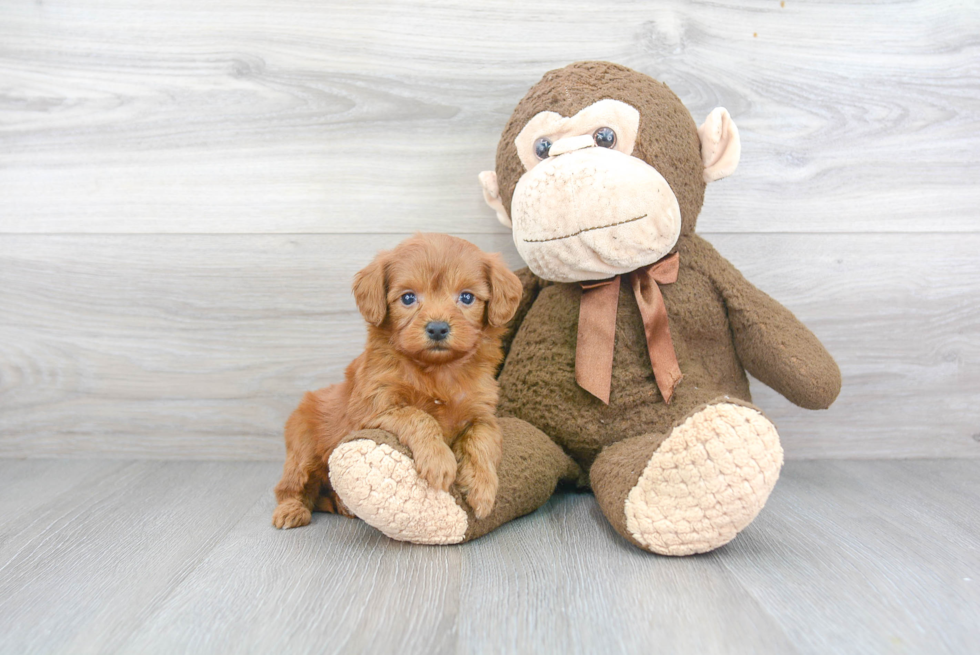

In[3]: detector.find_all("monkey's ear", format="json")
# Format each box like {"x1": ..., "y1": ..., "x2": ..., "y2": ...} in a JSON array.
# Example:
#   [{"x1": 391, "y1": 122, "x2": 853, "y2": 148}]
[
  {"x1": 698, "y1": 108, "x2": 741, "y2": 183},
  {"x1": 483, "y1": 252, "x2": 522, "y2": 327},
  {"x1": 479, "y1": 171, "x2": 512, "y2": 228},
  {"x1": 352, "y1": 253, "x2": 389, "y2": 326}
]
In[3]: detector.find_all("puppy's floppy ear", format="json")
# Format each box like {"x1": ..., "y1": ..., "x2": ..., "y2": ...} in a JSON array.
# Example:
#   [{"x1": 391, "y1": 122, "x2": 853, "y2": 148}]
[
  {"x1": 352, "y1": 252, "x2": 389, "y2": 326},
  {"x1": 483, "y1": 252, "x2": 522, "y2": 327}
]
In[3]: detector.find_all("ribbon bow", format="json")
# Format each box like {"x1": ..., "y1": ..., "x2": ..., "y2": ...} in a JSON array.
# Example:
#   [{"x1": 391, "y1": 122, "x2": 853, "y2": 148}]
[{"x1": 575, "y1": 252, "x2": 682, "y2": 405}]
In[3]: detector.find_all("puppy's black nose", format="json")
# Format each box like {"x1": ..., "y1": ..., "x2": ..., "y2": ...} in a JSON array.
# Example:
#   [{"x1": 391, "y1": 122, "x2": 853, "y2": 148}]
[{"x1": 425, "y1": 321, "x2": 451, "y2": 341}]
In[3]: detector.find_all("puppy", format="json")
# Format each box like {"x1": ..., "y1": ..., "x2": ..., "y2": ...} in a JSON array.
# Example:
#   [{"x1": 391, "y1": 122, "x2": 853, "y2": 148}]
[{"x1": 272, "y1": 233, "x2": 523, "y2": 529}]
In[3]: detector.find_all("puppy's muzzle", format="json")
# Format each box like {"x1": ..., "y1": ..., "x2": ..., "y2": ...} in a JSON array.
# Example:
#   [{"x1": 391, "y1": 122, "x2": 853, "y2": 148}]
[{"x1": 425, "y1": 321, "x2": 451, "y2": 342}]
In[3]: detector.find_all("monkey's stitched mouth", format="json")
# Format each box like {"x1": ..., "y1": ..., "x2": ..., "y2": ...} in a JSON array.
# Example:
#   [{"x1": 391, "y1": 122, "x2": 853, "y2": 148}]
[{"x1": 522, "y1": 214, "x2": 647, "y2": 243}]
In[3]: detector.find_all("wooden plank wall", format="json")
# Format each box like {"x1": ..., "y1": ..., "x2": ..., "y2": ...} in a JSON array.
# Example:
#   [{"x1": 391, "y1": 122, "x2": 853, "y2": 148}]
[{"x1": 1, "y1": 0, "x2": 978, "y2": 460}]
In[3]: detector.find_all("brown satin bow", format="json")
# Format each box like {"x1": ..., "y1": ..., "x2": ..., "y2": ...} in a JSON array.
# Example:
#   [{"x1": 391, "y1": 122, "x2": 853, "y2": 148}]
[{"x1": 575, "y1": 252, "x2": 682, "y2": 405}]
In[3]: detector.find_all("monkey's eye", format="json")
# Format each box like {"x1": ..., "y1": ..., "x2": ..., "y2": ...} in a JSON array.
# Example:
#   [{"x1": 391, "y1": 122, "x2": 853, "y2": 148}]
[
  {"x1": 459, "y1": 291, "x2": 475, "y2": 306},
  {"x1": 400, "y1": 292, "x2": 417, "y2": 306},
  {"x1": 533, "y1": 137, "x2": 552, "y2": 160},
  {"x1": 593, "y1": 127, "x2": 616, "y2": 149}
]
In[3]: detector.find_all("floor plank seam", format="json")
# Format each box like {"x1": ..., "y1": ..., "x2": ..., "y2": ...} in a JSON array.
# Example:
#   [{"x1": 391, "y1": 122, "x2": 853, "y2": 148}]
[
  {"x1": 0, "y1": 459, "x2": 137, "y2": 577},
  {"x1": 111, "y1": 479, "x2": 278, "y2": 651}
]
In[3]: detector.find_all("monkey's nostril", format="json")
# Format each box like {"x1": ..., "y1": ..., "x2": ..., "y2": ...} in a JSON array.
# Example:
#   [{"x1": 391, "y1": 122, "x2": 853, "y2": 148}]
[{"x1": 425, "y1": 321, "x2": 451, "y2": 342}]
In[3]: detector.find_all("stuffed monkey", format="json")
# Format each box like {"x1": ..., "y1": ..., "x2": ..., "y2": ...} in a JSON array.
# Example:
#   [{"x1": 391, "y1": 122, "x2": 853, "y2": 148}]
[{"x1": 328, "y1": 62, "x2": 841, "y2": 555}]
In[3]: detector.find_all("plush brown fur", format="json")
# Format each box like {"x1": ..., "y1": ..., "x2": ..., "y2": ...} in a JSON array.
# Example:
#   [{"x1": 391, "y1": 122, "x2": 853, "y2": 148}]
[
  {"x1": 272, "y1": 234, "x2": 522, "y2": 529},
  {"x1": 496, "y1": 235, "x2": 841, "y2": 472}
]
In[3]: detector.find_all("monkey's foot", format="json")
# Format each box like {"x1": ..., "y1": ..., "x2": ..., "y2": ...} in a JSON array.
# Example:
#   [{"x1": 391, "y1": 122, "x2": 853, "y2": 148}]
[
  {"x1": 593, "y1": 402, "x2": 782, "y2": 556},
  {"x1": 329, "y1": 435, "x2": 468, "y2": 545}
]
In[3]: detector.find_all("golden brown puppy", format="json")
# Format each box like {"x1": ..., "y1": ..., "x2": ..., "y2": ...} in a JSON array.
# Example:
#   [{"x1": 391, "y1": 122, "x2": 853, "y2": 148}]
[{"x1": 272, "y1": 233, "x2": 523, "y2": 529}]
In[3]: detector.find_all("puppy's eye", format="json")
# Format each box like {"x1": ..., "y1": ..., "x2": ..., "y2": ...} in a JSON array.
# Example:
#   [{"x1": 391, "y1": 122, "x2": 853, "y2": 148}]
[
  {"x1": 593, "y1": 127, "x2": 616, "y2": 148},
  {"x1": 459, "y1": 292, "x2": 475, "y2": 306},
  {"x1": 400, "y1": 292, "x2": 417, "y2": 306},
  {"x1": 533, "y1": 137, "x2": 552, "y2": 160}
]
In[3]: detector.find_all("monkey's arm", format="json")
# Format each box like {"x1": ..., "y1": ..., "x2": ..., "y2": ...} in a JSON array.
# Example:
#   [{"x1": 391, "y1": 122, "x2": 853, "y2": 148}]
[
  {"x1": 689, "y1": 236, "x2": 842, "y2": 410},
  {"x1": 499, "y1": 267, "x2": 543, "y2": 361}
]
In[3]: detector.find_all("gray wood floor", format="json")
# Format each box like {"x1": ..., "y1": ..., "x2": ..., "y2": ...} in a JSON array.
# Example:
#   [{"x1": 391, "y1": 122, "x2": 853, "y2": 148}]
[{"x1": 0, "y1": 458, "x2": 976, "y2": 655}]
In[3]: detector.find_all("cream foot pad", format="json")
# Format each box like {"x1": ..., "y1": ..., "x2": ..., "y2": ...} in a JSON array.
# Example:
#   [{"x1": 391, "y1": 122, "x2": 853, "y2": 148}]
[
  {"x1": 624, "y1": 403, "x2": 783, "y2": 556},
  {"x1": 329, "y1": 439, "x2": 468, "y2": 545}
]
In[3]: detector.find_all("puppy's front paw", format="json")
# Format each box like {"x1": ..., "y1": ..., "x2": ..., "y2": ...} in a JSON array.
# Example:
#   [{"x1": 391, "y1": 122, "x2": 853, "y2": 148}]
[
  {"x1": 414, "y1": 444, "x2": 457, "y2": 492},
  {"x1": 458, "y1": 459, "x2": 498, "y2": 520},
  {"x1": 272, "y1": 499, "x2": 312, "y2": 529},
  {"x1": 466, "y1": 480, "x2": 497, "y2": 520}
]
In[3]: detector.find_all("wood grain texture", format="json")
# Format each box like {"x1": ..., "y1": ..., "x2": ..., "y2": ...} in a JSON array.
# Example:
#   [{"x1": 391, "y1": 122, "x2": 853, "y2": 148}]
[
  {"x1": 0, "y1": 460, "x2": 278, "y2": 654},
  {"x1": 1, "y1": 0, "x2": 977, "y2": 234},
  {"x1": 1, "y1": 0, "x2": 978, "y2": 461},
  {"x1": 0, "y1": 459, "x2": 977, "y2": 654},
  {"x1": 121, "y1": 491, "x2": 464, "y2": 655},
  {"x1": 721, "y1": 459, "x2": 980, "y2": 654},
  {"x1": 126, "y1": 493, "x2": 799, "y2": 655},
  {"x1": 454, "y1": 491, "x2": 798, "y2": 655},
  {"x1": 0, "y1": 459, "x2": 127, "y2": 531},
  {"x1": 2, "y1": 232, "x2": 978, "y2": 460}
]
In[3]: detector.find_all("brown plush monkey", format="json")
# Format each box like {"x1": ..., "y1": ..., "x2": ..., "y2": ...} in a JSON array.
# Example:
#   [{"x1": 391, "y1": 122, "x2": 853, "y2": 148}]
[{"x1": 328, "y1": 62, "x2": 841, "y2": 555}]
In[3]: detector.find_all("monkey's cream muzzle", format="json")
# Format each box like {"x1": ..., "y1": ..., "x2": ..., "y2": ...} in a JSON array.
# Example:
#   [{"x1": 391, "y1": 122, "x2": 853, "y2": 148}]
[{"x1": 511, "y1": 145, "x2": 681, "y2": 283}]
